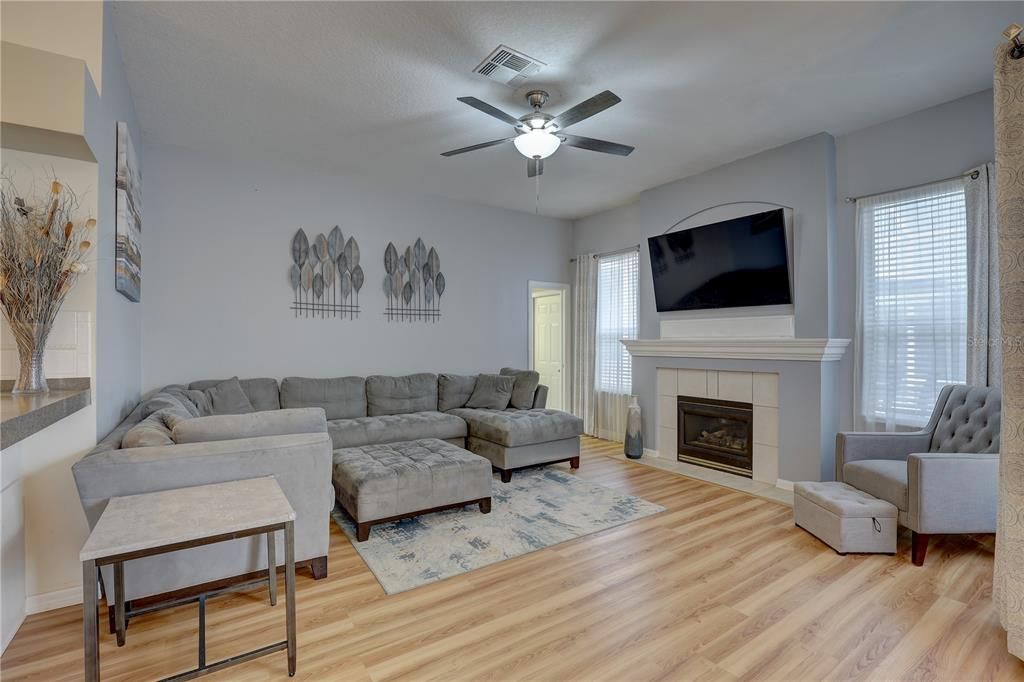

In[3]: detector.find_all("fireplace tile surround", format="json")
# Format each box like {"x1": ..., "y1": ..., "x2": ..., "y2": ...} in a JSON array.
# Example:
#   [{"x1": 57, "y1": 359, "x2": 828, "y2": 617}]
[
  {"x1": 657, "y1": 368, "x2": 780, "y2": 483},
  {"x1": 624, "y1": 337, "x2": 848, "y2": 485}
]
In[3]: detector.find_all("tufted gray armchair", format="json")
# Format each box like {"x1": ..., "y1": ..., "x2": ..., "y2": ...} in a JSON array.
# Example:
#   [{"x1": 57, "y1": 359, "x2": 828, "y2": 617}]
[{"x1": 836, "y1": 384, "x2": 1000, "y2": 565}]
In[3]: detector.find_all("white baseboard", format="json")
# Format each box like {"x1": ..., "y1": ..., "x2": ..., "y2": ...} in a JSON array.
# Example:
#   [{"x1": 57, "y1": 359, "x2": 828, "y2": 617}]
[
  {"x1": 643, "y1": 448, "x2": 659, "y2": 458},
  {"x1": 25, "y1": 586, "x2": 81, "y2": 615},
  {"x1": 775, "y1": 478, "x2": 794, "y2": 491},
  {"x1": 1, "y1": 609, "x2": 24, "y2": 655}
]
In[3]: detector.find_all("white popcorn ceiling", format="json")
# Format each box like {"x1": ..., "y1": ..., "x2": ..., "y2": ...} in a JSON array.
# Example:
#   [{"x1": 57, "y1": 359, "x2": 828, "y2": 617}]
[{"x1": 111, "y1": 1, "x2": 1017, "y2": 220}]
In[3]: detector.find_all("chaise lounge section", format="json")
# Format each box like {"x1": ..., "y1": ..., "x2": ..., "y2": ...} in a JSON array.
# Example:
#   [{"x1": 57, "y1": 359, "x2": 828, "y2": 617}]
[{"x1": 448, "y1": 408, "x2": 581, "y2": 482}]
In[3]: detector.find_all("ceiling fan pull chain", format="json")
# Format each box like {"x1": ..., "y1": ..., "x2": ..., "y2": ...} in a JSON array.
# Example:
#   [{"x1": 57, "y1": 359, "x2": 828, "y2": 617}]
[{"x1": 535, "y1": 173, "x2": 541, "y2": 214}]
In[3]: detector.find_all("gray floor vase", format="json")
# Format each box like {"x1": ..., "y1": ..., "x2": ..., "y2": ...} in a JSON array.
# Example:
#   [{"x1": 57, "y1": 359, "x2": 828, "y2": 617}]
[{"x1": 332, "y1": 467, "x2": 665, "y2": 594}]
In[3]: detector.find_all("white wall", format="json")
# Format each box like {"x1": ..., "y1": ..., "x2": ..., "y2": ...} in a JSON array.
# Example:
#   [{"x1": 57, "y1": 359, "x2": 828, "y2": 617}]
[
  {"x1": 141, "y1": 144, "x2": 572, "y2": 390},
  {"x1": 0, "y1": 1, "x2": 103, "y2": 92}
]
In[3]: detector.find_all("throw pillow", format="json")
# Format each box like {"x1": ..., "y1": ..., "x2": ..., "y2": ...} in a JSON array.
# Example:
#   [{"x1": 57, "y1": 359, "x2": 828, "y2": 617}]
[
  {"x1": 172, "y1": 408, "x2": 327, "y2": 444},
  {"x1": 438, "y1": 374, "x2": 477, "y2": 411},
  {"x1": 121, "y1": 407, "x2": 190, "y2": 448},
  {"x1": 466, "y1": 374, "x2": 515, "y2": 410},
  {"x1": 162, "y1": 385, "x2": 207, "y2": 417},
  {"x1": 203, "y1": 377, "x2": 255, "y2": 415},
  {"x1": 500, "y1": 367, "x2": 541, "y2": 410},
  {"x1": 139, "y1": 390, "x2": 193, "y2": 419}
]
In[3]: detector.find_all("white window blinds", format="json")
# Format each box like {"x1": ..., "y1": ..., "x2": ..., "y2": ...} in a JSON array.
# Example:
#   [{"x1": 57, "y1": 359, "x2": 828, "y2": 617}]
[
  {"x1": 855, "y1": 178, "x2": 968, "y2": 430},
  {"x1": 595, "y1": 249, "x2": 639, "y2": 394}
]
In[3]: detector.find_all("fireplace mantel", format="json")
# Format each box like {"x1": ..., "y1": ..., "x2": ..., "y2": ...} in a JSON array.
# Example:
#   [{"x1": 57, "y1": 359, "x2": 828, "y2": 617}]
[{"x1": 621, "y1": 337, "x2": 850, "y2": 362}]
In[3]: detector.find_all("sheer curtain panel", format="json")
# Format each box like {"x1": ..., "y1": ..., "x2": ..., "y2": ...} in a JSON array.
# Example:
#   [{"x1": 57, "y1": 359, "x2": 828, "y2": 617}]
[
  {"x1": 855, "y1": 178, "x2": 968, "y2": 431},
  {"x1": 570, "y1": 254, "x2": 598, "y2": 436},
  {"x1": 594, "y1": 249, "x2": 638, "y2": 441}
]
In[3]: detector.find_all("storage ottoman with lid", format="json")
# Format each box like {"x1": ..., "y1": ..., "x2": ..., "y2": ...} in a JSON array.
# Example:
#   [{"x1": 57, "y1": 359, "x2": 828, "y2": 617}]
[{"x1": 793, "y1": 481, "x2": 897, "y2": 555}]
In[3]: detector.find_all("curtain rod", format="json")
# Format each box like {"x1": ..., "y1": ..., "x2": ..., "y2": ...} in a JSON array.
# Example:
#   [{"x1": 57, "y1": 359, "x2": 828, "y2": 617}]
[
  {"x1": 1006, "y1": 23, "x2": 1023, "y2": 59},
  {"x1": 569, "y1": 244, "x2": 639, "y2": 263},
  {"x1": 844, "y1": 170, "x2": 980, "y2": 204}
]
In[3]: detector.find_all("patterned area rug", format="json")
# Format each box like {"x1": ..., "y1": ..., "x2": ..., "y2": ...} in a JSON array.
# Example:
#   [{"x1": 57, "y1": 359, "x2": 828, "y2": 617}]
[{"x1": 333, "y1": 467, "x2": 665, "y2": 594}]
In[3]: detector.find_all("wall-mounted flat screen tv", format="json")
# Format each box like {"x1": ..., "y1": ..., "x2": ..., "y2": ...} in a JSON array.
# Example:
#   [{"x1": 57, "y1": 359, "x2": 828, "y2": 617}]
[{"x1": 648, "y1": 208, "x2": 792, "y2": 312}]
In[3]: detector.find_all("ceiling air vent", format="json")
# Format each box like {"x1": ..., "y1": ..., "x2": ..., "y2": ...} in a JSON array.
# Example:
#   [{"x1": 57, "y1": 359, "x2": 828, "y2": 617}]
[{"x1": 473, "y1": 44, "x2": 545, "y2": 87}]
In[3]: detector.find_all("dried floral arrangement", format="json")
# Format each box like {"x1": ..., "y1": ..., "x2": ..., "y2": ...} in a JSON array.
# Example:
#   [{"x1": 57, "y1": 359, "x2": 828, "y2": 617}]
[{"x1": 0, "y1": 177, "x2": 93, "y2": 392}]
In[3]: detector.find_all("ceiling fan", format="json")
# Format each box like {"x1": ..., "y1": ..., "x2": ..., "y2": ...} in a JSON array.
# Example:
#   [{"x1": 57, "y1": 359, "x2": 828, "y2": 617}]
[{"x1": 441, "y1": 89, "x2": 634, "y2": 177}]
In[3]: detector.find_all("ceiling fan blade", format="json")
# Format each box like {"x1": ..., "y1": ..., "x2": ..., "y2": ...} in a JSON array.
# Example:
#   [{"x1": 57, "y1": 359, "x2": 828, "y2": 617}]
[
  {"x1": 456, "y1": 97, "x2": 522, "y2": 128},
  {"x1": 548, "y1": 90, "x2": 621, "y2": 130},
  {"x1": 441, "y1": 137, "x2": 515, "y2": 157},
  {"x1": 527, "y1": 158, "x2": 544, "y2": 178},
  {"x1": 559, "y1": 134, "x2": 634, "y2": 157}
]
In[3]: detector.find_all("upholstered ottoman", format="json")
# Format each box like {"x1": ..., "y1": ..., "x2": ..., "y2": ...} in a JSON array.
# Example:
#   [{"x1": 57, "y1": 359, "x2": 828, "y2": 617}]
[
  {"x1": 793, "y1": 481, "x2": 897, "y2": 555},
  {"x1": 332, "y1": 438, "x2": 492, "y2": 541}
]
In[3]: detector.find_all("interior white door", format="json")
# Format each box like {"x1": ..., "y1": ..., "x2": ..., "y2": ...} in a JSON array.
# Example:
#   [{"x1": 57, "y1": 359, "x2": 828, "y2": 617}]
[{"x1": 533, "y1": 293, "x2": 564, "y2": 410}]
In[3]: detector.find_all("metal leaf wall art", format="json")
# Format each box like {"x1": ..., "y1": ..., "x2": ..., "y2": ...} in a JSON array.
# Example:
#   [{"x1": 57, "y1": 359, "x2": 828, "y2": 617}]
[
  {"x1": 383, "y1": 237, "x2": 444, "y2": 322},
  {"x1": 289, "y1": 226, "x2": 363, "y2": 318}
]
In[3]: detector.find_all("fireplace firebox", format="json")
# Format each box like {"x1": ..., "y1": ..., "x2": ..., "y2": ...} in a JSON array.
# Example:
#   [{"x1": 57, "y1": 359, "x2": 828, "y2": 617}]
[{"x1": 677, "y1": 396, "x2": 753, "y2": 477}]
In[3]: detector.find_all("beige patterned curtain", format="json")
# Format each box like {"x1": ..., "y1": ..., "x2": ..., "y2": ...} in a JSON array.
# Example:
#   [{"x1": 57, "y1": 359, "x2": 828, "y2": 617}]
[{"x1": 994, "y1": 40, "x2": 1024, "y2": 662}]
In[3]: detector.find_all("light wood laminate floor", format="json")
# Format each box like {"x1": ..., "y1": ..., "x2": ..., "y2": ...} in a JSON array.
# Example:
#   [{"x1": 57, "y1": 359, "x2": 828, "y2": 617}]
[{"x1": 2, "y1": 437, "x2": 1020, "y2": 681}]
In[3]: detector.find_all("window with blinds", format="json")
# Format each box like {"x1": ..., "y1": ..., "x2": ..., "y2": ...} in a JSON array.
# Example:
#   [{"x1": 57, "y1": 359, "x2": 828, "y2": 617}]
[
  {"x1": 856, "y1": 178, "x2": 968, "y2": 429},
  {"x1": 595, "y1": 249, "x2": 639, "y2": 394}
]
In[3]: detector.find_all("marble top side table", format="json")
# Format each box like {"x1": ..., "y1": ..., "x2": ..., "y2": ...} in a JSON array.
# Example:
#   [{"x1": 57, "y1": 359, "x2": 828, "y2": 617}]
[{"x1": 79, "y1": 477, "x2": 297, "y2": 681}]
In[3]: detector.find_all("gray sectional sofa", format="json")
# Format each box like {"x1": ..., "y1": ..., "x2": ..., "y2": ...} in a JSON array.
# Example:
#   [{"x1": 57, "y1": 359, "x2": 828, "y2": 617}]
[{"x1": 73, "y1": 371, "x2": 582, "y2": 609}]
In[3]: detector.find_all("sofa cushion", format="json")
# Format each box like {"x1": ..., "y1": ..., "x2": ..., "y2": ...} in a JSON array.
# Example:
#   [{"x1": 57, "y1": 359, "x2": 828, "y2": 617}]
[
  {"x1": 281, "y1": 376, "x2": 366, "y2": 419},
  {"x1": 366, "y1": 373, "x2": 438, "y2": 416},
  {"x1": 466, "y1": 374, "x2": 514, "y2": 410},
  {"x1": 930, "y1": 385, "x2": 1000, "y2": 454},
  {"x1": 843, "y1": 459, "x2": 908, "y2": 511},
  {"x1": 198, "y1": 377, "x2": 255, "y2": 415},
  {"x1": 188, "y1": 377, "x2": 281, "y2": 411},
  {"x1": 327, "y1": 411, "x2": 467, "y2": 449},
  {"x1": 447, "y1": 408, "x2": 583, "y2": 447},
  {"x1": 438, "y1": 374, "x2": 477, "y2": 411},
  {"x1": 500, "y1": 368, "x2": 540, "y2": 410},
  {"x1": 172, "y1": 408, "x2": 327, "y2": 444}
]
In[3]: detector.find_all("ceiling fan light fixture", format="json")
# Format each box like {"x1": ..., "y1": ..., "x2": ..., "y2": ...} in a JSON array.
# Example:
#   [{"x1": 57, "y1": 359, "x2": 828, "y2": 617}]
[{"x1": 514, "y1": 129, "x2": 560, "y2": 159}]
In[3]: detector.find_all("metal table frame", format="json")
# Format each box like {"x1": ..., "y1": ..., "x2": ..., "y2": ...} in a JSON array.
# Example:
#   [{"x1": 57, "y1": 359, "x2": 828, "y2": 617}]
[{"x1": 82, "y1": 520, "x2": 296, "y2": 681}]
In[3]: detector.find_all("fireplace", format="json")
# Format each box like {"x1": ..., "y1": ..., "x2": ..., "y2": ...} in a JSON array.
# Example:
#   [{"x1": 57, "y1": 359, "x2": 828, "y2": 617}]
[{"x1": 677, "y1": 396, "x2": 753, "y2": 477}]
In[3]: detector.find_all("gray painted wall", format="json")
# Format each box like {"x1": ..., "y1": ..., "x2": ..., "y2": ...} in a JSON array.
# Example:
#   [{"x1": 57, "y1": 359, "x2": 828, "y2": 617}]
[
  {"x1": 834, "y1": 89, "x2": 995, "y2": 429},
  {"x1": 573, "y1": 133, "x2": 840, "y2": 480},
  {"x1": 638, "y1": 133, "x2": 837, "y2": 340},
  {"x1": 140, "y1": 144, "x2": 572, "y2": 391},
  {"x1": 572, "y1": 90, "x2": 995, "y2": 479},
  {"x1": 83, "y1": 5, "x2": 143, "y2": 435}
]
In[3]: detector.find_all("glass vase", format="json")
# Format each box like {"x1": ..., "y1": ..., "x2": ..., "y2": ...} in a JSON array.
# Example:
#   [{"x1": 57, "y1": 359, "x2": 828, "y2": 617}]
[
  {"x1": 624, "y1": 395, "x2": 643, "y2": 459},
  {"x1": 10, "y1": 323, "x2": 50, "y2": 394}
]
